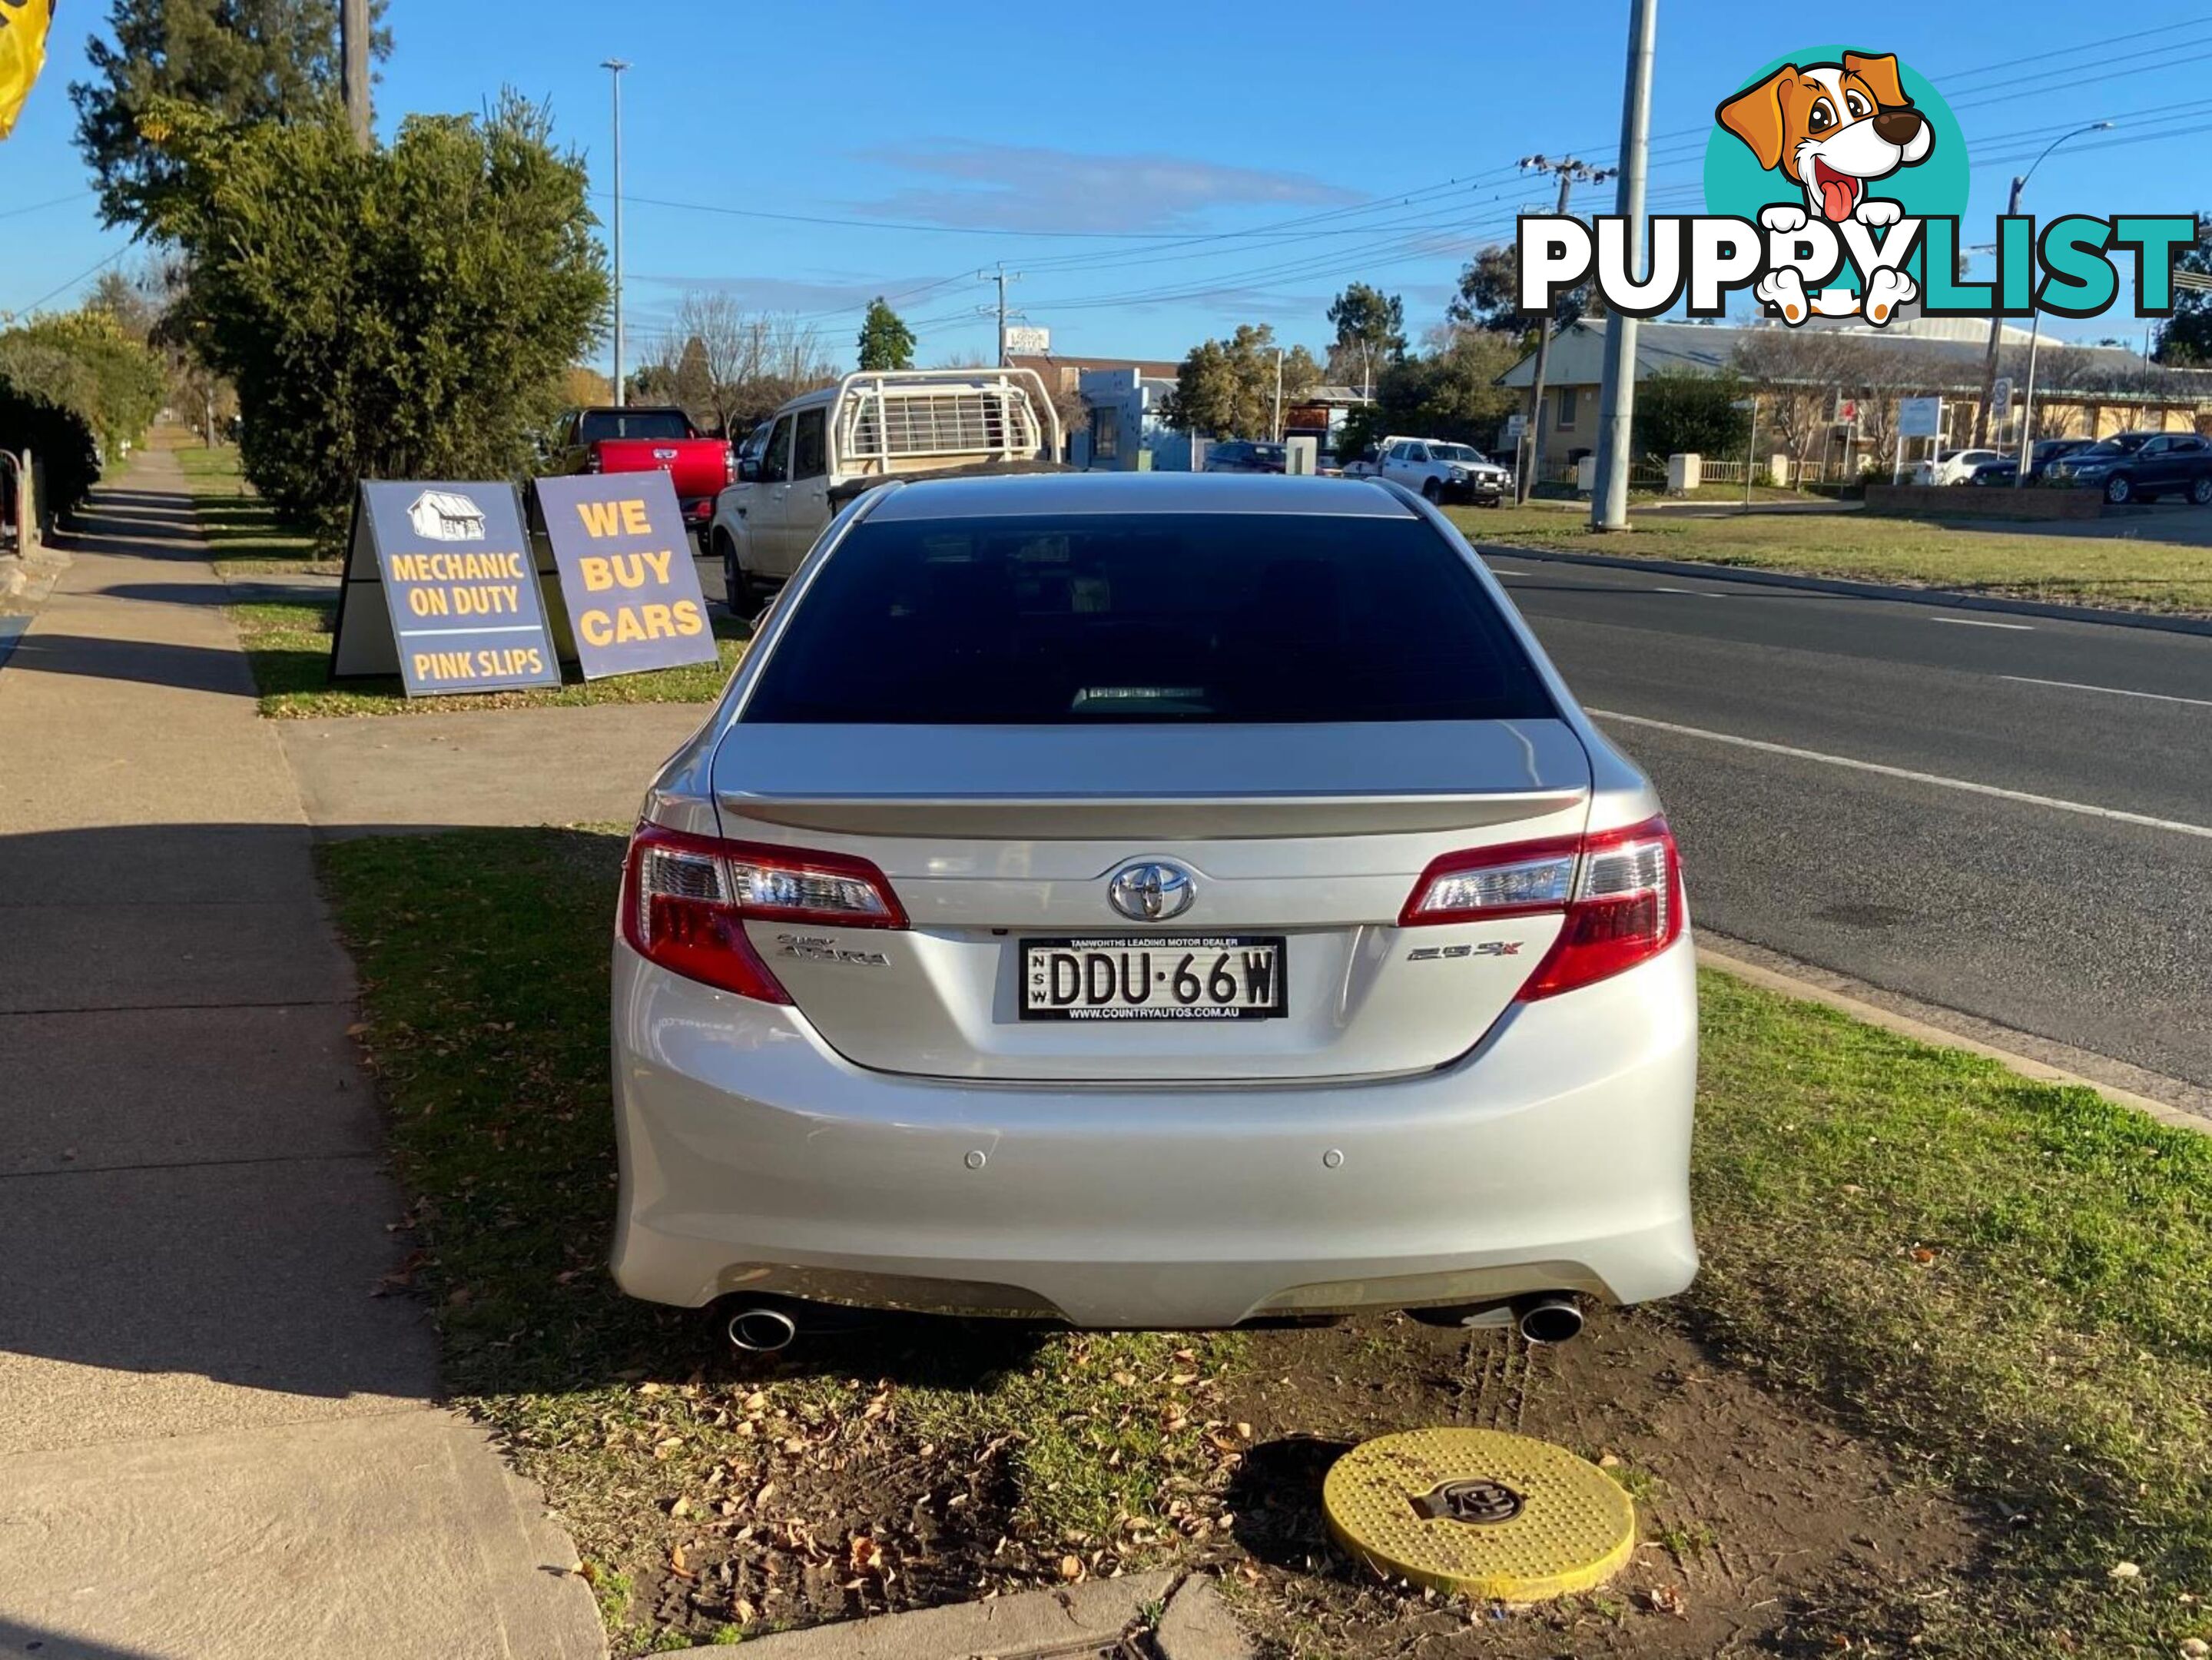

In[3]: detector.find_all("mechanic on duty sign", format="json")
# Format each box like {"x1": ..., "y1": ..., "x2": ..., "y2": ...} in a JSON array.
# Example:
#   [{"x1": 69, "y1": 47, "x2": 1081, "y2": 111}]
[
  {"x1": 535, "y1": 471, "x2": 718, "y2": 679},
  {"x1": 330, "y1": 482, "x2": 561, "y2": 696}
]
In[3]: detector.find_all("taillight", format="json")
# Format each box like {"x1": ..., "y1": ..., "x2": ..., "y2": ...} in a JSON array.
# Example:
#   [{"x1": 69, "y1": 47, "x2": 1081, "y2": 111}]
[
  {"x1": 724, "y1": 443, "x2": 738, "y2": 487},
  {"x1": 619, "y1": 824, "x2": 906, "y2": 1002},
  {"x1": 1401, "y1": 815, "x2": 1683, "y2": 1000},
  {"x1": 586, "y1": 450, "x2": 602, "y2": 473}
]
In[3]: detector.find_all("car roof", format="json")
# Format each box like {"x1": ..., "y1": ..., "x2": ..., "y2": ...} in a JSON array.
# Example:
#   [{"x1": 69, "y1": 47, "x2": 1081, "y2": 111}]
[{"x1": 864, "y1": 470, "x2": 1417, "y2": 521}]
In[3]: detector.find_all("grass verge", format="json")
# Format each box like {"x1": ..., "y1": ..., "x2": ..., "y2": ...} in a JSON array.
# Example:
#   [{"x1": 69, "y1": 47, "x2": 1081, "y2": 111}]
[
  {"x1": 1448, "y1": 501, "x2": 2212, "y2": 615},
  {"x1": 321, "y1": 828, "x2": 1242, "y2": 1654},
  {"x1": 228, "y1": 598, "x2": 747, "y2": 717},
  {"x1": 320, "y1": 825, "x2": 2212, "y2": 1657},
  {"x1": 175, "y1": 442, "x2": 337, "y2": 577}
]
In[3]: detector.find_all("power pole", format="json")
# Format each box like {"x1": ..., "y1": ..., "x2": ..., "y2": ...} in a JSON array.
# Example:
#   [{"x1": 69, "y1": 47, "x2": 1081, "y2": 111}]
[
  {"x1": 981, "y1": 264, "x2": 1025, "y2": 365},
  {"x1": 1515, "y1": 155, "x2": 1612, "y2": 505},
  {"x1": 1272, "y1": 347, "x2": 1285, "y2": 443},
  {"x1": 340, "y1": 0, "x2": 371, "y2": 149},
  {"x1": 602, "y1": 59, "x2": 630, "y2": 408},
  {"x1": 1591, "y1": 0, "x2": 1657, "y2": 532}
]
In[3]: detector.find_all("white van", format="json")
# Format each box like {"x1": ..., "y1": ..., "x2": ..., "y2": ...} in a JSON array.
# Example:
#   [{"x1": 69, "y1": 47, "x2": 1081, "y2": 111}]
[{"x1": 710, "y1": 368, "x2": 1062, "y2": 616}]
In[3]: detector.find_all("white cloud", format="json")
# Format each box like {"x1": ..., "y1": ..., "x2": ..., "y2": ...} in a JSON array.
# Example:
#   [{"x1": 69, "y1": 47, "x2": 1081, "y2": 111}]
[{"x1": 848, "y1": 141, "x2": 1359, "y2": 233}]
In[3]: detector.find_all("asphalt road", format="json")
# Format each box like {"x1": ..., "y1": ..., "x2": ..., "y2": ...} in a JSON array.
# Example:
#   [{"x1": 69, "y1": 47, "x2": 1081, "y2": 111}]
[{"x1": 1478, "y1": 548, "x2": 2212, "y2": 1092}]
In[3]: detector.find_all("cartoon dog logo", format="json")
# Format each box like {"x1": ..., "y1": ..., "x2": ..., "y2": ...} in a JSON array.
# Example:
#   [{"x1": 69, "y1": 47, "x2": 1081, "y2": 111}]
[{"x1": 1716, "y1": 51, "x2": 1934, "y2": 325}]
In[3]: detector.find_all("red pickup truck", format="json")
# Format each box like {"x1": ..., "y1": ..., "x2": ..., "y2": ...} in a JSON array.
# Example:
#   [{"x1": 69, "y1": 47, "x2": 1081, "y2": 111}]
[{"x1": 542, "y1": 407, "x2": 735, "y2": 544}]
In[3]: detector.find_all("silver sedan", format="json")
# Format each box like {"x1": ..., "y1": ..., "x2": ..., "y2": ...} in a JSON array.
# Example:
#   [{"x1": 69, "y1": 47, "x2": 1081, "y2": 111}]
[{"x1": 610, "y1": 473, "x2": 1696, "y2": 1343}]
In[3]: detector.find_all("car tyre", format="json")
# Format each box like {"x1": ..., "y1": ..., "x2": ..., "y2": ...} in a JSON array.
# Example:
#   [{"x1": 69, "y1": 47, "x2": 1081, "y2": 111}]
[
  {"x1": 2190, "y1": 475, "x2": 2212, "y2": 506},
  {"x1": 2104, "y1": 475, "x2": 2134, "y2": 506},
  {"x1": 717, "y1": 531, "x2": 763, "y2": 622},
  {"x1": 1421, "y1": 478, "x2": 1443, "y2": 503}
]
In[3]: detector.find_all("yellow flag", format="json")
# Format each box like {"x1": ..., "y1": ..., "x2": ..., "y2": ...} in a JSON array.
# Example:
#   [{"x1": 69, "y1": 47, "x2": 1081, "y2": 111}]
[{"x1": 0, "y1": 0, "x2": 57, "y2": 143}]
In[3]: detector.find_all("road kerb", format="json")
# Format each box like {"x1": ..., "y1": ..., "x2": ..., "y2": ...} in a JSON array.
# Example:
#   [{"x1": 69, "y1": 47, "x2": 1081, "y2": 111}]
[
  {"x1": 1474, "y1": 541, "x2": 2212, "y2": 636},
  {"x1": 1698, "y1": 942, "x2": 2208, "y2": 1134}
]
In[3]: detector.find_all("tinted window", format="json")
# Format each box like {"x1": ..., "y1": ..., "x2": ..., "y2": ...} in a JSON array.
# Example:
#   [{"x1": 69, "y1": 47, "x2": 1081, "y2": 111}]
[
  {"x1": 579, "y1": 409, "x2": 693, "y2": 444},
  {"x1": 794, "y1": 408, "x2": 827, "y2": 479},
  {"x1": 760, "y1": 417, "x2": 793, "y2": 483},
  {"x1": 743, "y1": 513, "x2": 1556, "y2": 725}
]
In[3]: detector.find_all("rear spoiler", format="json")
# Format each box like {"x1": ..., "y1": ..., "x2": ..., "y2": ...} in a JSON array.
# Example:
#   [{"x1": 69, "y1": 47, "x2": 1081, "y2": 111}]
[{"x1": 827, "y1": 459, "x2": 1082, "y2": 510}]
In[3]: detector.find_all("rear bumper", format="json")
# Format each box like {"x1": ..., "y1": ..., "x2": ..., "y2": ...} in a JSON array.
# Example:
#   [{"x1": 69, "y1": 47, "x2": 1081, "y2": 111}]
[{"x1": 609, "y1": 938, "x2": 1697, "y2": 1328}]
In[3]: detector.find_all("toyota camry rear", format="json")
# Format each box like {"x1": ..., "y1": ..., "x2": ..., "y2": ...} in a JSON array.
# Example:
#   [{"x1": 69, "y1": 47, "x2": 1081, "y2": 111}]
[{"x1": 610, "y1": 473, "x2": 1696, "y2": 1332}]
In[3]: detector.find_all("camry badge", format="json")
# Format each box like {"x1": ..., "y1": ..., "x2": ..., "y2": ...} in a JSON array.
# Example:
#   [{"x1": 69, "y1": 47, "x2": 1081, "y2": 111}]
[{"x1": 1107, "y1": 862, "x2": 1196, "y2": 923}]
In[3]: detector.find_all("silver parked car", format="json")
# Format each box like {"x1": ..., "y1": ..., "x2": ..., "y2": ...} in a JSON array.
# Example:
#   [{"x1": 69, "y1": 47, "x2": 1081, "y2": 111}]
[{"x1": 612, "y1": 473, "x2": 1696, "y2": 1343}]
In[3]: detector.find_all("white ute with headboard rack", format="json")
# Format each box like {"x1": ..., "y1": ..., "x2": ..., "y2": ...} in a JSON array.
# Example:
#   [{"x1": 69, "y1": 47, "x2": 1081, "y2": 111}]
[{"x1": 709, "y1": 368, "x2": 1064, "y2": 616}]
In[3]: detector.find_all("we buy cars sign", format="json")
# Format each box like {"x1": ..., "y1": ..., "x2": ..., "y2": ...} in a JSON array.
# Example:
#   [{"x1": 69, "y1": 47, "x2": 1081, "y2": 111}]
[{"x1": 535, "y1": 472, "x2": 718, "y2": 679}]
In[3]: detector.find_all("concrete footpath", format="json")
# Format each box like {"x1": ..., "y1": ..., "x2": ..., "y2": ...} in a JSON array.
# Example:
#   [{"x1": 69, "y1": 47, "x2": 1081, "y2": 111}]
[{"x1": 0, "y1": 447, "x2": 603, "y2": 1658}]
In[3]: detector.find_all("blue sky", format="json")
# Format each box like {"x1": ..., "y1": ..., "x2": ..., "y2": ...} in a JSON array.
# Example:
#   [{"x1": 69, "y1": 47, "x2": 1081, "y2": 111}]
[{"x1": 5, "y1": 1, "x2": 2210, "y2": 371}]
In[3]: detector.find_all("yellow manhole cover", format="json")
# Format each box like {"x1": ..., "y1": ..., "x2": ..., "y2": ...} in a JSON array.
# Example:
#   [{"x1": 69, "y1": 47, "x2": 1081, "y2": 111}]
[{"x1": 1323, "y1": 1428, "x2": 1634, "y2": 1601}]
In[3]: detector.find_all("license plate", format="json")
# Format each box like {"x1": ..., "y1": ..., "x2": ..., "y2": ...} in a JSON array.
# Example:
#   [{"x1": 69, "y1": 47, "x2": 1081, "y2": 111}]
[{"x1": 1021, "y1": 935, "x2": 1286, "y2": 1021}]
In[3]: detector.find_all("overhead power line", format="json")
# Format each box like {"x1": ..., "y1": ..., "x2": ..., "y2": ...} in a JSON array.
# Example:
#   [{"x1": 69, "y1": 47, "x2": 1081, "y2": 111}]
[
  {"x1": 6, "y1": 247, "x2": 131, "y2": 320},
  {"x1": 0, "y1": 190, "x2": 95, "y2": 222}
]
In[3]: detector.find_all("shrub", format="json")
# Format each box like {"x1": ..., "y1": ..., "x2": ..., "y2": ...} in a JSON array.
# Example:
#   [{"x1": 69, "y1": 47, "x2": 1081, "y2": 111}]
[
  {"x1": 0, "y1": 336, "x2": 110, "y2": 520},
  {"x1": 154, "y1": 92, "x2": 608, "y2": 544},
  {"x1": 1631, "y1": 368, "x2": 1750, "y2": 463}
]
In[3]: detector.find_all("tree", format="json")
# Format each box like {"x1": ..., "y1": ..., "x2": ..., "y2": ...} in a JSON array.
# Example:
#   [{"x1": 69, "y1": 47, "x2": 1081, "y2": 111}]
[
  {"x1": 2154, "y1": 214, "x2": 2212, "y2": 365},
  {"x1": 1335, "y1": 328, "x2": 1521, "y2": 457},
  {"x1": 561, "y1": 364, "x2": 612, "y2": 406},
  {"x1": 0, "y1": 307, "x2": 167, "y2": 516},
  {"x1": 1631, "y1": 370, "x2": 1749, "y2": 462},
  {"x1": 86, "y1": 270, "x2": 158, "y2": 341},
  {"x1": 71, "y1": 0, "x2": 392, "y2": 231},
  {"x1": 1161, "y1": 324, "x2": 1318, "y2": 438},
  {"x1": 1729, "y1": 328, "x2": 1862, "y2": 468},
  {"x1": 1325, "y1": 283, "x2": 1405, "y2": 393},
  {"x1": 1448, "y1": 244, "x2": 1592, "y2": 337},
  {"x1": 856, "y1": 297, "x2": 916, "y2": 373},
  {"x1": 151, "y1": 92, "x2": 608, "y2": 541},
  {"x1": 629, "y1": 333, "x2": 714, "y2": 418},
  {"x1": 635, "y1": 293, "x2": 841, "y2": 437}
]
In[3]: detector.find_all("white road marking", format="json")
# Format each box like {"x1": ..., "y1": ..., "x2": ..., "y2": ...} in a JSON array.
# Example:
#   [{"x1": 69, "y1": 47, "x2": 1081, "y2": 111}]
[
  {"x1": 1651, "y1": 586, "x2": 1723, "y2": 596},
  {"x1": 1587, "y1": 709, "x2": 2212, "y2": 841},
  {"x1": 1929, "y1": 616, "x2": 2034, "y2": 630},
  {"x1": 1485, "y1": 567, "x2": 1531, "y2": 576},
  {"x1": 2001, "y1": 675, "x2": 2212, "y2": 709}
]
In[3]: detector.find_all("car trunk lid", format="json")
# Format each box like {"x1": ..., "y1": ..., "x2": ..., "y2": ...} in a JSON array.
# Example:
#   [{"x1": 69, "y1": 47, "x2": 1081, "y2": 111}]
[{"x1": 709, "y1": 721, "x2": 1591, "y2": 1081}]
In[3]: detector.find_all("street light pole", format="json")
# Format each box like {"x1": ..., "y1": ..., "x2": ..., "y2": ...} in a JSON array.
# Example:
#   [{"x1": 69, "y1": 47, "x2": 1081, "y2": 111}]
[
  {"x1": 1972, "y1": 121, "x2": 2112, "y2": 449},
  {"x1": 2012, "y1": 310, "x2": 2045, "y2": 490},
  {"x1": 1591, "y1": 0, "x2": 1657, "y2": 531},
  {"x1": 602, "y1": 58, "x2": 631, "y2": 409}
]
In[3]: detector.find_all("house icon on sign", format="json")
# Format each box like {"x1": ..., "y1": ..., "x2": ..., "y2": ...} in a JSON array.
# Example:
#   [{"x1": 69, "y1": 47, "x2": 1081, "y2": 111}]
[{"x1": 406, "y1": 490, "x2": 488, "y2": 543}]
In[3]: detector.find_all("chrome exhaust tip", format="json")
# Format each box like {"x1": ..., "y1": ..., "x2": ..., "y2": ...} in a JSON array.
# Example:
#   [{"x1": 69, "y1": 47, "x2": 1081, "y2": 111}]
[
  {"x1": 727, "y1": 1306, "x2": 798, "y2": 1353},
  {"x1": 1514, "y1": 1296, "x2": 1584, "y2": 1345}
]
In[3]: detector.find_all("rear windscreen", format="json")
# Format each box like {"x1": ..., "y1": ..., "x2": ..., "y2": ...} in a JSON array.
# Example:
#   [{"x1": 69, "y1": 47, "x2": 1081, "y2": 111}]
[
  {"x1": 741, "y1": 512, "x2": 1557, "y2": 724},
  {"x1": 581, "y1": 410, "x2": 691, "y2": 443}
]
